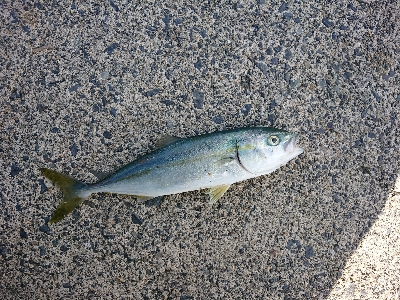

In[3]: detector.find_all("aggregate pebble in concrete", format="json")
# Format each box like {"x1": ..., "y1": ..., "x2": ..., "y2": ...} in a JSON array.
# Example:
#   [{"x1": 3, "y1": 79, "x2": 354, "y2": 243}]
[{"x1": 0, "y1": 0, "x2": 399, "y2": 299}]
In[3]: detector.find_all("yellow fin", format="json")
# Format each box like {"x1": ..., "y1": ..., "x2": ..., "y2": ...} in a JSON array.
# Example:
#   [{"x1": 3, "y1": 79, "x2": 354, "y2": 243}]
[
  {"x1": 207, "y1": 184, "x2": 231, "y2": 204},
  {"x1": 39, "y1": 168, "x2": 88, "y2": 224},
  {"x1": 154, "y1": 135, "x2": 182, "y2": 149}
]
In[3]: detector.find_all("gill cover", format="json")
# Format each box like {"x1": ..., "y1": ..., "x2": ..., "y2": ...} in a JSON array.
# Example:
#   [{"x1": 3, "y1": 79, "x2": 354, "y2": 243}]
[{"x1": 236, "y1": 131, "x2": 303, "y2": 175}]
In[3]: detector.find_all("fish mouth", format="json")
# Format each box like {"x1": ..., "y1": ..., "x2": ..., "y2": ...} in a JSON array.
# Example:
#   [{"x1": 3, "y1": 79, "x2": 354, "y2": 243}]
[{"x1": 283, "y1": 135, "x2": 304, "y2": 154}]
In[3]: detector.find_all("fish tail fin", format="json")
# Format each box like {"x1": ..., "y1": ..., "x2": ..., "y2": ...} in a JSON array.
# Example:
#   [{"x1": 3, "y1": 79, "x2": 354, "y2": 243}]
[{"x1": 39, "y1": 168, "x2": 89, "y2": 224}]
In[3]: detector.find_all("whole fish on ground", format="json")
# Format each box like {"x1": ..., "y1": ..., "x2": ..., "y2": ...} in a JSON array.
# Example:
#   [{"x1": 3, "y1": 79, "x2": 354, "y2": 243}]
[{"x1": 40, "y1": 127, "x2": 304, "y2": 224}]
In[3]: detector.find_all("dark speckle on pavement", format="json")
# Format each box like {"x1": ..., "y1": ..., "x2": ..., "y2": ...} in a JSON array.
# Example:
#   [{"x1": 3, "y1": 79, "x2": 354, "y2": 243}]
[{"x1": 192, "y1": 89, "x2": 204, "y2": 109}]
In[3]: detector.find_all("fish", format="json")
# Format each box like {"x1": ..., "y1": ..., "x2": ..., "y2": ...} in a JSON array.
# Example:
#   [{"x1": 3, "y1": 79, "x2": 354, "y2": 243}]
[{"x1": 40, "y1": 127, "x2": 304, "y2": 224}]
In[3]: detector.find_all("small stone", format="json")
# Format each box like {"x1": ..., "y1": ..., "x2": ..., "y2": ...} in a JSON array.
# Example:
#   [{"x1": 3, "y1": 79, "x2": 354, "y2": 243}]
[
  {"x1": 160, "y1": 99, "x2": 173, "y2": 106},
  {"x1": 63, "y1": 282, "x2": 72, "y2": 288},
  {"x1": 371, "y1": 90, "x2": 381, "y2": 100},
  {"x1": 100, "y1": 71, "x2": 109, "y2": 79},
  {"x1": 39, "y1": 225, "x2": 51, "y2": 234},
  {"x1": 70, "y1": 143, "x2": 79, "y2": 157},
  {"x1": 109, "y1": 0, "x2": 119, "y2": 12},
  {"x1": 194, "y1": 57, "x2": 202, "y2": 70},
  {"x1": 333, "y1": 194, "x2": 341, "y2": 203},
  {"x1": 268, "y1": 114, "x2": 275, "y2": 125},
  {"x1": 92, "y1": 104, "x2": 100, "y2": 112},
  {"x1": 109, "y1": 107, "x2": 117, "y2": 116},
  {"x1": 318, "y1": 79, "x2": 327, "y2": 89},
  {"x1": 347, "y1": 3, "x2": 357, "y2": 12},
  {"x1": 193, "y1": 90, "x2": 204, "y2": 109},
  {"x1": 132, "y1": 213, "x2": 143, "y2": 225},
  {"x1": 39, "y1": 246, "x2": 46, "y2": 256},
  {"x1": 103, "y1": 131, "x2": 112, "y2": 139},
  {"x1": 305, "y1": 246, "x2": 315, "y2": 258},
  {"x1": 60, "y1": 245, "x2": 68, "y2": 252},
  {"x1": 20, "y1": 228, "x2": 28, "y2": 239},
  {"x1": 10, "y1": 163, "x2": 21, "y2": 177},
  {"x1": 104, "y1": 42, "x2": 119, "y2": 54},
  {"x1": 322, "y1": 18, "x2": 334, "y2": 27},
  {"x1": 273, "y1": 45, "x2": 282, "y2": 53},
  {"x1": 143, "y1": 89, "x2": 161, "y2": 97},
  {"x1": 38, "y1": 179, "x2": 48, "y2": 194},
  {"x1": 269, "y1": 99, "x2": 276, "y2": 108},
  {"x1": 343, "y1": 72, "x2": 352, "y2": 79},
  {"x1": 68, "y1": 84, "x2": 80, "y2": 93},
  {"x1": 212, "y1": 115, "x2": 223, "y2": 124},
  {"x1": 283, "y1": 12, "x2": 292, "y2": 19},
  {"x1": 271, "y1": 57, "x2": 278, "y2": 65},
  {"x1": 278, "y1": 3, "x2": 288, "y2": 12},
  {"x1": 241, "y1": 104, "x2": 252, "y2": 116},
  {"x1": 339, "y1": 25, "x2": 349, "y2": 30},
  {"x1": 256, "y1": 62, "x2": 268, "y2": 77},
  {"x1": 284, "y1": 49, "x2": 292, "y2": 59},
  {"x1": 286, "y1": 239, "x2": 301, "y2": 250},
  {"x1": 353, "y1": 48, "x2": 363, "y2": 56},
  {"x1": 174, "y1": 18, "x2": 183, "y2": 25}
]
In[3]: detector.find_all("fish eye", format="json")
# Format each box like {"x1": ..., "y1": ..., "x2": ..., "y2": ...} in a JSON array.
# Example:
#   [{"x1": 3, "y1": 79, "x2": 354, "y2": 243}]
[{"x1": 268, "y1": 135, "x2": 280, "y2": 146}]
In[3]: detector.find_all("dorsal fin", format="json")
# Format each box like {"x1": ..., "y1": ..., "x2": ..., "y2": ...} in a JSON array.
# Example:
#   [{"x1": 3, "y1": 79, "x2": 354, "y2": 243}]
[{"x1": 154, "y1": 135, "x2": 182, "y2": 149}]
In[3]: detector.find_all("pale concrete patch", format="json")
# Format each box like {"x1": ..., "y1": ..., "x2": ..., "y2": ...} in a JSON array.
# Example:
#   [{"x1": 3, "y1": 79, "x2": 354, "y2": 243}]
[{"x1": 328, "y1": 177, "x2": 400, "y2": 299}]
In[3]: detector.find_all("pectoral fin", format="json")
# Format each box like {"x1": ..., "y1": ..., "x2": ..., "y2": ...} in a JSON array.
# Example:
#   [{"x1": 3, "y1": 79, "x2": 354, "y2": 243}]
[{"x1": 207, "y1": 184, "x2": 231, "y2": 204}]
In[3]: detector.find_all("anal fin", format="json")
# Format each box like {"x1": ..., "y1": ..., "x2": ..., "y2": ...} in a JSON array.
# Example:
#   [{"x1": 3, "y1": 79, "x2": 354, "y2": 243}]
[{"x1": 207, "y1": 184, "x2": 231, "y2": 204}]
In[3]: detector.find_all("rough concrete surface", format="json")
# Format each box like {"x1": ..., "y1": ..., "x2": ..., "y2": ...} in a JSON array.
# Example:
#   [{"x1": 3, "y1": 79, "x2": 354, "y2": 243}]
[{"x1": 1, "y1": 0, "x2": 399, "y2": 299}]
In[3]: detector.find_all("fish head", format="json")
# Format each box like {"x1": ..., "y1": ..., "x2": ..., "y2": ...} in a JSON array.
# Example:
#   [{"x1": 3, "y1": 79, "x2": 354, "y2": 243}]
[{"x1": 237, "y1": 128, "x2": 304, "y2": 175}]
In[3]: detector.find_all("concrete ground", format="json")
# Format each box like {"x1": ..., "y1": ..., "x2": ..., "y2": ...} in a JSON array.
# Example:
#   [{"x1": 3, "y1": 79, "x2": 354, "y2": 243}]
[{"x1": 1, "y1": 0, "x2": 399, "y2": 299}]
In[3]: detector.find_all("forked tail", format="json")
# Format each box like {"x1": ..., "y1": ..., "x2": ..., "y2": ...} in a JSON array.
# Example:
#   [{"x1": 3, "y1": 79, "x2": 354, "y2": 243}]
[{"x1": 39, "y1": 168, "x2": 89, "y2": 224}]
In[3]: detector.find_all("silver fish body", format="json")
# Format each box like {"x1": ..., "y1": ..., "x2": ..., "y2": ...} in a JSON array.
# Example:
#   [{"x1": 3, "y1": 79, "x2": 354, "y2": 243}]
[{"x1": 40, "y1": 127, "x2": 303, "y2": 223}]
